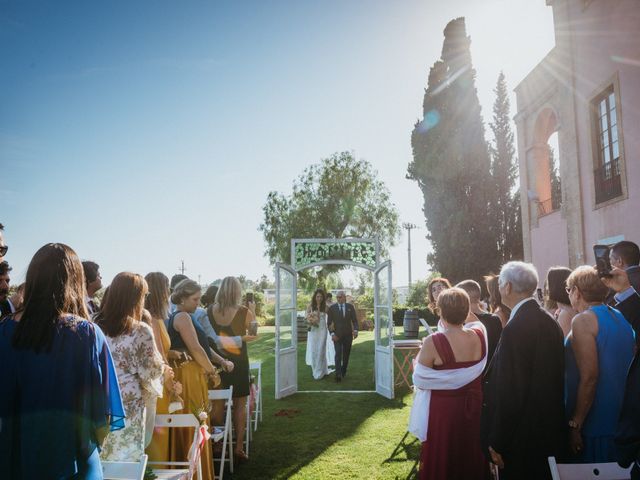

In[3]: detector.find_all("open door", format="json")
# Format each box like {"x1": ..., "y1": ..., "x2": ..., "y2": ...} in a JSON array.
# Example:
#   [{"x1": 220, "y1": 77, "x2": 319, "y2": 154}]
[
  {"x1": 274, "y1": 262, "x2": 297, "y2": 399},
  {"x1": 374, "y1": 260, "x2": 394, "y2": 399}
]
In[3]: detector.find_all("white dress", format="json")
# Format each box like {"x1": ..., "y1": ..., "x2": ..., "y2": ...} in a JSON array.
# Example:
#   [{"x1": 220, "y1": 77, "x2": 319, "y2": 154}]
[{"x1": 305, "y1": 310, "x2": 335, "y2": 380}]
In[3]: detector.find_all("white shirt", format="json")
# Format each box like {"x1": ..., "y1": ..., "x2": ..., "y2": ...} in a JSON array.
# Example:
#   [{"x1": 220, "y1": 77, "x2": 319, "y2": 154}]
[{"x1": 508, "y1": 297, "x2": 537, "y2": 323}]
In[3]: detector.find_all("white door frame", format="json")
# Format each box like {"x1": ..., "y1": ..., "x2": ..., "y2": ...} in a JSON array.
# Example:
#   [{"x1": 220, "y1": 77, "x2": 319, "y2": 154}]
[
  {"x1": 374, "y1": 260, "x2": 394, "y2": 399},
  {"x1": 274, "y1": 262, "x2": 298, "y2": 399}
]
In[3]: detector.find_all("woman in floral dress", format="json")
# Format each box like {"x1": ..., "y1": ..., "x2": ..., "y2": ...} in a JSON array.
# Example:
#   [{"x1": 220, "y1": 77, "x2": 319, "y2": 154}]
[{"x1": 97, "y1": 272, "x2": 169, "y2": 461}]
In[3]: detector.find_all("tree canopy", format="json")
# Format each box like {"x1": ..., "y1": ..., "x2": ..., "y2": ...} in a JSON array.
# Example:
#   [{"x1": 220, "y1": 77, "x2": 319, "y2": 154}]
[{"x1": 260, "y1": 151, "x2": 400, "y2": 286}]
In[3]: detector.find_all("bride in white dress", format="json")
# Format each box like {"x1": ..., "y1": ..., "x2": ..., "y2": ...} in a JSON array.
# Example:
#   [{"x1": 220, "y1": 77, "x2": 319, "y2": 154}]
[{"x1": 305, "y1": 289, "x2": 335, "y2": 380}]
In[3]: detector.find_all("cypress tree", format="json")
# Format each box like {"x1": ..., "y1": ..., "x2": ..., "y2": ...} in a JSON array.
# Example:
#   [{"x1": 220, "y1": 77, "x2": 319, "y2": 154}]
[{"x1": 408, "y1": 18, "x2": 496, "y2": 283}]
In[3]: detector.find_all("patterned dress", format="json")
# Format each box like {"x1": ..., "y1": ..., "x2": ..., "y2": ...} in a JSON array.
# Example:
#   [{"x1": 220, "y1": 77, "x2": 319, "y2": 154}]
[{"x1": 101, "y1": 321, "x2": 164, "y2": 461}]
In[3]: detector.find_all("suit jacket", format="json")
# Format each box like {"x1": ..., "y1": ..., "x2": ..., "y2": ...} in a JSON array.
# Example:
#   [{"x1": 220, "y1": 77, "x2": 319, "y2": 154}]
[
  {"x1": 607, "y1": 266, "x2": 640, "y2": 306},
  {"x1": 481, "y1": 299, "x2": 566, "y2": 478},
  {"x1": 615, "y1": 292, "x2": 640, "y2": 468},
  {"x1": 476, "y1": 312, "x2": 503, "y2": 369},
  {"x1": 0, "y1": 299, "x2": 11, "y2": 319},
  {"x1": 327, "y1": 302, "x2": 358, "y2": 339}
]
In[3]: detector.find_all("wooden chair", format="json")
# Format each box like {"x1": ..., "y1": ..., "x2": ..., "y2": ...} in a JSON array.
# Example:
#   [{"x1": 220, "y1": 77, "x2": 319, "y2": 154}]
[
  {"x1": 548, "y1": 456, "x2": 632, "y2": 480},
  {"x1": 102, "y1": 454, "x2": 148, "y2": 480},
  {"x1": 208, "y1": 386, "x2": 234, "y2": 479},
  {"x1": 148, "y1": 414, "x2": 204, "y2": 480}
]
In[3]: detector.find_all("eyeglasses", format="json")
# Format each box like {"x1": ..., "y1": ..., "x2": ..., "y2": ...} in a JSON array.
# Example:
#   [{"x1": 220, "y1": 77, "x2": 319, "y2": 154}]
[
  {"x1": 0, "y1": 246, "x2": 7, "y2": 256},
  {"x1": 565, "y1": 286, "x2": 574, "y2": 295}
]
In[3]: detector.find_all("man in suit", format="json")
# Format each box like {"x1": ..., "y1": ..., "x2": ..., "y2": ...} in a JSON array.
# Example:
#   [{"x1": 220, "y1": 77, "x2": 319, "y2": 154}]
[
  {"x1": 610, "y1": 241, "x2": 640, "y2": 292},
  {"x1": 0, "y1": 261, "x2": 12, "y2": 318},
  {"x1": 327, "y1": 291, "x2": 358, "y2": 382},
  {"x1": 82, "y1": 260, "x2": 102, "y2": 316},
  {"x1": 481, "y1": 261, "x2": 566, "y2": 479},
  {"x1": 604, "y1": 268, "x2": 640, "y2": 479}
]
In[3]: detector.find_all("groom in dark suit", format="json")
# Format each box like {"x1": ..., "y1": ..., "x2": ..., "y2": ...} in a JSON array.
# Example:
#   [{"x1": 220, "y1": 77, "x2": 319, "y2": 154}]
[{"x1": 327, "y1": 291, "x2": 358, "y2": 382}]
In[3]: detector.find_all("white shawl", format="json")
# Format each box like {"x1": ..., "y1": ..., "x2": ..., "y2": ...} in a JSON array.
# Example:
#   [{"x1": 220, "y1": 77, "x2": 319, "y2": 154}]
[{"x1": 408, "y1": 322, "x2": 488, "y2": 442}]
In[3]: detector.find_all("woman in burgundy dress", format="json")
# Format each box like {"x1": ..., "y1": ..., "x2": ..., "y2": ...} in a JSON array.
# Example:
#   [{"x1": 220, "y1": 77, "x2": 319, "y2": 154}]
[{"x1": 412, "y1": 287, "x2": 489, "y2": 480}]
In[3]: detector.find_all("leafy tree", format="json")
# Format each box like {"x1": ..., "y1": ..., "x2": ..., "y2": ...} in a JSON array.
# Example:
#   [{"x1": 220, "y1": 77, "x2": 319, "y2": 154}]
[
  {"x1": 408, "y1": 18, "x2": 496, "y2": 283},
  {"x1": 548, "y1": 147, "x2": 562, "y2": 212},
  {"x1": 488, "y1": 71, "x2": 523, "y2": 264},
  {"x1": 260, "y1": 151, "x2": 400, "y2": 285}
]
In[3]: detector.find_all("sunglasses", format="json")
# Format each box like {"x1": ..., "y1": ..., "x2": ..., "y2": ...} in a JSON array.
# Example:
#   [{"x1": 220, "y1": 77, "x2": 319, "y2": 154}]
[{"x1": 0, "y1": 245, "x2": 7, "y2": 256}]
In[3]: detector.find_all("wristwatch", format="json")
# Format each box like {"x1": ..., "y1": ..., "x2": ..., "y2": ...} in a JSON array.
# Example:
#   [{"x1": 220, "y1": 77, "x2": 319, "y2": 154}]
[{"x1": 568, "y1": 419, "x2": 581, "y2": 430}]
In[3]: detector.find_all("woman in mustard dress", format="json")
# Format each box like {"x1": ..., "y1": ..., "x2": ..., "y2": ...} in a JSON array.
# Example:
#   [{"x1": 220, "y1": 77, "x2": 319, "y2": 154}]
[{"x1": 167, "y1": 279, "x2": 234, "y2": 480}]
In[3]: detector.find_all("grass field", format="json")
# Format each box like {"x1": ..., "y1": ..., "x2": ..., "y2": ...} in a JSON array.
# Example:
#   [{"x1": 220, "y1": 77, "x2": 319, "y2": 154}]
[{"x1": 228, "y1": 327, "x2": 424, "y2": 480}]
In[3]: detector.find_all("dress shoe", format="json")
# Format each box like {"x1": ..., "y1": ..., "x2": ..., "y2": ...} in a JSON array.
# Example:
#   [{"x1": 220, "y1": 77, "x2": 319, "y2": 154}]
[{"x1": 336, "y1": 376, "x2": 342, "y2": 383}]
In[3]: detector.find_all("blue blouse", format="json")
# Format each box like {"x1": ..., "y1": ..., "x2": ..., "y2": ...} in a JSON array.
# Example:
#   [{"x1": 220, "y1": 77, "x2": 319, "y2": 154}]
[{"x1": 0, "y1": 316, "x2": 125, "y2": 479}]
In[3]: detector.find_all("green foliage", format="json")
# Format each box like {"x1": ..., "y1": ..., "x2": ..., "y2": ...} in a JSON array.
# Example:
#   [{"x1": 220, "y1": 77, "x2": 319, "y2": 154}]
[
  {"x1": 488, "y1": 71, "x2": 524, "y2": 264},
  {"x1": 549, "y1": 146, "x2": 562, "y2": 211},
  {"x1": 406, "y1": 279, "x2": 429, "y2": 308},
  {"x1": 260, "y1": 151, "x2": 400, "y2": 284},
  {"x1": 354, "y1": 289, "x2": 374, "y2": 311},
  {"x1": 408, "y1": 18, "x2": 497, "y2": 283}
]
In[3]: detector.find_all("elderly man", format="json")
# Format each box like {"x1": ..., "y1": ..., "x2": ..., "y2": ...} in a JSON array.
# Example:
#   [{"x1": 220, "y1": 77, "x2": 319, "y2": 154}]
[
  {"x1": 0, "y1": 261, "x2": 12, "y2": 317},
  {"x1": 327, "y1": 290, "x2": 359, "y2": 382},
  {"x1": 480, "y1": 261, "x2": 566, "y2": 479}
]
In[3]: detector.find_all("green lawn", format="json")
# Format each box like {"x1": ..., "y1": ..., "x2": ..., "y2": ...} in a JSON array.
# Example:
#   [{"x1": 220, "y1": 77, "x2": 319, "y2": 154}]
[{"x1": 230, "y1": 327, "x2": 423, "y2": 480}]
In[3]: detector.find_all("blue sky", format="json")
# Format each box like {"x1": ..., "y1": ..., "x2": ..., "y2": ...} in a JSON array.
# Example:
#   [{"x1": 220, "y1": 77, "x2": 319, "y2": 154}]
[{"x1": 1, "y1": 0, "x2": 554, "y2": 286}]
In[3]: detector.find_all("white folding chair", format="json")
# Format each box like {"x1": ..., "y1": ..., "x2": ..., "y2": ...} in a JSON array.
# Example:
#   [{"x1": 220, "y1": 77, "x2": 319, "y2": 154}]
[
  {"x1": 103, "y1": 454, "x2": 148, "y2": 480},
  {"x1": 249, "y1": 361, "x2": 263, "y2": 431},
  {"x1": 208, "y1": 387, "x2": 234, "y2": 479},
  {"x1": 148, "y1": 414, "x2": 204, "y2": 480},
  {"x1": 548, "y1": 456, "x2": 632, "y2": 480}
]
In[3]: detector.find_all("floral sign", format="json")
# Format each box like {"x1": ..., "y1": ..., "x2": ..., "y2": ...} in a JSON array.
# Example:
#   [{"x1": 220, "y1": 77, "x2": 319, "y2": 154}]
[{"x1": 292, "y1": 239, "x2": 378, "y2": 270}]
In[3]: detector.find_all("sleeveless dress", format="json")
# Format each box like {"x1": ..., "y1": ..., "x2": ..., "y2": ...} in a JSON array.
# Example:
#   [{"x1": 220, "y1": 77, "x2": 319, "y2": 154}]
[
  {"x1": 209, "y1": 306, "x2": 250, "y2": 398},
  {"x1": 146, "y1": 317, "x2": 173, "y2": 462},
  {"x1": 565, "y1": 304, "x2": 635, "y2": 463},
  {"x1": 420, "y1": 329, "x2": 489, "y2": 480},
  {"x1": 305, "y1": 310, "x2": 335, "y2": 379},
  {"x1": 167, "y1": 311, "x2": 214, "y2": 480}
]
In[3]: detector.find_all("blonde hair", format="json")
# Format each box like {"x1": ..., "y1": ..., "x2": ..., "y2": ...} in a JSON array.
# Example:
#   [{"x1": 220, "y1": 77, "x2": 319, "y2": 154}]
[
  {"x1": 566, "y1": 265, "x2": 608, "y2": 303},
  {"x1": 215, "y1": 276, "x2": 242, "y2": 313}
]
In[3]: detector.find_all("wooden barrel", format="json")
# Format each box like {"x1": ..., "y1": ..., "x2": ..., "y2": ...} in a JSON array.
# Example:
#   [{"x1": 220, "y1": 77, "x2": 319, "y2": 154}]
[{"x1": 403, "y1": 310, "x2": 419, "y2": 339}]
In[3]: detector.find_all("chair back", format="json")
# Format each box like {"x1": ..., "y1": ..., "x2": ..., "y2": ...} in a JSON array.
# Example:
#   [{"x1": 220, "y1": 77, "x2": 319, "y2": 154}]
[
  {"x1": 208, "y1": 387, "x2": 234, "y2": 479},
  {"x1": 149, "y1": 414, "x2": 203, "y2": 480},
  {"x1": 103, "y1": 454, "x2": 148, "y2": 480},
  {"x1": 548, "y1": 456, "x2": 632, "y2": 480}
]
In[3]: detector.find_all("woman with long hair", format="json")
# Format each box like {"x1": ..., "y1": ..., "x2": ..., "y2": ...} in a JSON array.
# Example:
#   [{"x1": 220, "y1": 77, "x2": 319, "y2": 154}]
[
  {"x1": 0, "y1": 243, "x2": 124, "y2": 479},
  {"x1": 483, "y1": 274, "x2": 511, "y2": 328},
  {"x1": 305, "y1": 288, "x2": 335, "y2": 380},
  {"x1": 208, "y1": 276, "x2": 258, "y2": 462},
  {"x1": 427, "y1": 277, "x2": 452, "y2": 321},
  {"x1": 545, "y1": 266, "x2": 576, "y2": 338},
  {"x1": 97, "y1": 272, "x2": 167, "y2": 462},
  {"x1": 168, "y1": 279, "x2": 233, "y2": 480}
]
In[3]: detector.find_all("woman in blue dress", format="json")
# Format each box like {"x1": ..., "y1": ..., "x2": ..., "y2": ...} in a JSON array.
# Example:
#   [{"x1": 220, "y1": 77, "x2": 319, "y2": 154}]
[
  {"x1": 565, "y1": 265, "x2": 635, "y2": 463},
  {"x1": 0, "y1": 243, "x2": 125, "y2": 479}
]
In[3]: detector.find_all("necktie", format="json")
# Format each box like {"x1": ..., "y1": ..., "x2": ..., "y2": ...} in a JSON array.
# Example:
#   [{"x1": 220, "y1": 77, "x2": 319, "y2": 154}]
[{"x1": 341, "y1": 304, "x2": 345, "y2": 317}]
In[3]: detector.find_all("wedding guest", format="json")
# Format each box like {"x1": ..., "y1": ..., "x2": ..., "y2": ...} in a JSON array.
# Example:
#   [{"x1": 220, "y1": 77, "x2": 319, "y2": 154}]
[
  {"x1": 168, "y1": 273, "x2": 188, "y2": 314},
  {"x1": 0, "y1": 261, "x2": 12, "y2": 317},
  {"x1": 564, "y1": 266, "x2": 635, "y2": 463},
  {"x1": 484, "y1": 274, "x2": 511, "y2": 327},
  {"x1": 0, "y1": 222, "x2": 6, "y2": 262},
  {"x1": 610, "y1": 241, "x2": 640, "y2": 293},
  {"x1": 208, "y1": 276, "x2": 258, "y2": 462},
  {"x1": 82, "y1": 260, "x2": 102, "y2": 316},
  {"x1": 427, "y1": 277, "x2": 452, "y2": 318},
  {"x1": 545, "y1": 266, "x2": 575, "y2": 338},
  {"x1": 481, "y1": 261, "x2": 565, "y2": 479},
  {"x1": 97, "y1": 272, "x2": 168, "y2": 462},
  {"x1": 202, "y1": 284, "x2": 219, "y2": 308},
  {"x1": 456, "y1": 279, "x2": 502, "y2": 367},
  {"x1": 326, "y1": 291, "x2": 334, "y2": 307},
  {"x1": 0, "y1": 243, "x2": 124, "y2": 479},
  {"x1": 168, "y1": 279, "x2": 233, "y2": 480},
  {"x1": 144, "y1": 272, "x2": 186, "y2": 460},
  {"x1": 409, "y1": 287, "x2": 489, "y2": 479}
]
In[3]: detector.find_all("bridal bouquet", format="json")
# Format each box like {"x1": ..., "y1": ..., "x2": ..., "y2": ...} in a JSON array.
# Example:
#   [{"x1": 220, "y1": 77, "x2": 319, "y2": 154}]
[{"x1": 307, "y1": 311, "x2": 320, "y2": 329}]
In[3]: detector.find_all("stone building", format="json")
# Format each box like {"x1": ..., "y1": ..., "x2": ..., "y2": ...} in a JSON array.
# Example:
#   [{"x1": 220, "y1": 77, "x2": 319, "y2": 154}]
[{"x1": 514, "y1": 0, "x2": 640, "y2": 282}]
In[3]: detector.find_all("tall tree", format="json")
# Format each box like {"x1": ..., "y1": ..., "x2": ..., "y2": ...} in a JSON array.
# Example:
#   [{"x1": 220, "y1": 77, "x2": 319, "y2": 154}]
[
  {"x1": 408, "y1": 18, "x2": 496, "y2": 283},
  {"x1": 260, "y1": 151, "x2": 400, "y2": 286},
  {"x1": 488, "y1": 71, "x2": 523, "y2": 264}
]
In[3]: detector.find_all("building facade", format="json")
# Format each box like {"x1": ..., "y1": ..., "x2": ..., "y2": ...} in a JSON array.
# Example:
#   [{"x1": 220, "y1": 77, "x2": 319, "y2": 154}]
[{"x1": 514, "y1": 0, "x2": 640, "y2": 282}]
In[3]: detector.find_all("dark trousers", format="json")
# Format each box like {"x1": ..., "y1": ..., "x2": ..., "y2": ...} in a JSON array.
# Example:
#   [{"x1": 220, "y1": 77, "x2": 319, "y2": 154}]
[{"x1": 334, "y1": 335, "x2": 353, "y2": 378}]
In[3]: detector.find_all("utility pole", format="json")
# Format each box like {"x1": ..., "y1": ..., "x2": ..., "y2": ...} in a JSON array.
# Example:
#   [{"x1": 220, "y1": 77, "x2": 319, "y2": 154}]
[
  {"x1": 402, "y1": 223, "x2": 418, "y2": 288},
  {"x1": 179, "y1": 260, "x2": 186, "y2": 275},
  {"x1": 198, "y1": 274, "x2": 201, "y2": 286}
]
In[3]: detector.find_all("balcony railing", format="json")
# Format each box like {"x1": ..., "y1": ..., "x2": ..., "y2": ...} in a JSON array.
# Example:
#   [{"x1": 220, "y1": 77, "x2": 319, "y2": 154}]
[{"x1": 594, "y1": 158, "x2": 622, "y2": 204}]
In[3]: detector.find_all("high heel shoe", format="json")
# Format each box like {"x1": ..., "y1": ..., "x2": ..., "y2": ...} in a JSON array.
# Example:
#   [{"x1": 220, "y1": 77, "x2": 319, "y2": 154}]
[{"x1": 234, "y1": 450, "x2": 249, "y2": 464}]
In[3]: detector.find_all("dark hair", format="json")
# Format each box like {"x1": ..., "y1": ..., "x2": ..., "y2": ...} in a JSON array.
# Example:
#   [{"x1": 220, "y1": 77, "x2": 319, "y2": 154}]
[
  {"x1": 483, "y1": 274, "x2": 510, "y2": 315},
  {"x1": 546, "y1": 266, "x2": 571, "y2": 305},
  {"x1": 170, "y1": 279, "x2": 201, "y2": 305},
  {"x1": 202, "y1": 285, "x2": 219, "y2": 307},
  {"x1": 427, "y1": 277, "x2": 452, "y2": 313},
  {"x1": 96, "y1": 272, "x2": 148, "y2": 337},
  {"x1": 455, "y1": 280, "x2": 481, "y2": 302},
  {"x1": 326, "y1": 292, "x2": 333, "y2": 299},
  {"x1": 82, "y1": 261, "x2": 100, "y2": 284},
  {"x1": 437, "y1": 288, "x2": 470, "y2": 326},
  {"x1": 310, "y1": 288, "x2": 327, "y2": 312},
  {"x1": 0, "y1": 223, "x2": 4, "y2": 230},
  {"x1": 170, "y1": 274, "x2": 188, "y2": 291},
  {"x1": 0, "y1": 261, "x2": 11, "y2": 275},
  {"x1": 611, "y1": 241, "x2": 640, "y2": 267},
  {"x1": 12, "y1": 243, "x2": 89, "y2": 352},
  {"x1": 145, "y1": 272, "x2": 170, "y2": 320}
]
